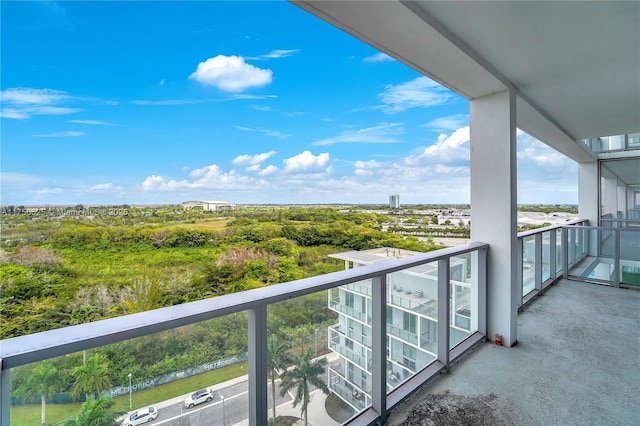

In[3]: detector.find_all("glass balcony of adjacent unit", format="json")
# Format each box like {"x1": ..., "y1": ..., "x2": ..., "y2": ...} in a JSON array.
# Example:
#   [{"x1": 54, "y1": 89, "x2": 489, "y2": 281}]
[
  {"x1": 328, "y1": 292, "x2": 370, "y2": 324},
  {"x1": 344, "y1": 280, "x2": 372, "y2": 297},
  {"x1": 578, "y1": 132, "x2": 640, "y2": 153},
  {"x1": 387, "y1": 285, "x2": 438, "y2": 319},
  {"x1": 329, "y1": 325, "x2": 370, "y2": 371},
  {"x1": 328, "y1": 364, "x2": 368, "y2": 411}
]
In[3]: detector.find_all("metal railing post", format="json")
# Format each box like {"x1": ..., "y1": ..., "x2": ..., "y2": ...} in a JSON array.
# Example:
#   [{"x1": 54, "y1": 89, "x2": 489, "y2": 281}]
[
  {"x1": 549, "y1": 230, "x2": 557, "y2": 280},
  {"x1": 1, "y1": 359, "x2": 10, "y2": 426},
  {"x1": 614, "y1": 229, "x2": 621, "y2": 288},
  {"x1": 563, "y1": 227, "x2": 569, "y2": 279},
  {"x1": 477, "y1": 248, "x2": 487, "y2": 336},
  {"x1": 535, "y1": 233, "x2": 543, "y2": 292},
  {"x1": 248, "y1": 305, "x2": 268, "y2": 426},
  {"x1": 437, "y1": 259, "x2": 450, "y2": 371},
  {"x1": 516, "y1": 237, "x2": 524, "y2": 305},
  {"x1": 371, "y1": 274, "x2": 387, "y2": 423}
]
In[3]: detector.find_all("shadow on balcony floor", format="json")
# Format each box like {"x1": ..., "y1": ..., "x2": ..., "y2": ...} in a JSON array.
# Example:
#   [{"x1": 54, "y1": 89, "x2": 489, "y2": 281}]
[{"x1": 389, "y1": 280, "x2": 640, "y2": 426}]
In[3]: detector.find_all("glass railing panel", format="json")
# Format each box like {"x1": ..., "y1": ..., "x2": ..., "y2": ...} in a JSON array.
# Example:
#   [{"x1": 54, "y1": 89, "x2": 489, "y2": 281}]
[
  {"x1": 269, "y1": 287, "x2": 343, "y2": 423},
  {"x1": 2, "y1": 242, "x2": 489, "y2": 425},
  {"x1": 567, "y1": 227, "x2": 578, "y2": 268},
  {"x1": 449, "y1": 251, "x2": 476, "y2": 349},
  {"x1": 567, "y1": 228, "x2": 613, "y2": 282},
  {"x1": 522, "y1": 235, "x2": 536, "y2": 296},
  {"x1": 542, "y1": 231, "x2": 551, "y2": 282},
  {"x1": 8, "y1": 315, "x2": 249, "y2": 426},
  {"x1": 598, "y1": 228, "x2": 615, "y2": 258},
  {"x1": 387, "y1": 261, "x2": 438, "y2": 391},
  {"x1": 620, "y1": 229, "x2": 640, "y2": 288},
  {"x1": 627, "y1": 132, "x2": 640, "y2": 149},
  {"x1": 555, "y1": 228, "x2": 563, "y2": 274}
]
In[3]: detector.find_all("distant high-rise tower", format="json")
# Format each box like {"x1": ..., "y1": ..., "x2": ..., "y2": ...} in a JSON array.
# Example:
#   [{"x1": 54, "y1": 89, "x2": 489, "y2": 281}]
[{"x1": 389, "y1": 194, "x2": 400, "y2": 208}]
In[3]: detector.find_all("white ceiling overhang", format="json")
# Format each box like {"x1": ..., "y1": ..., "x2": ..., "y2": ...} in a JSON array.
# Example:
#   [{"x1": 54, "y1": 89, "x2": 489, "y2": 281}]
[{"x1": 292, "y1": 1, "x2": 640, "y2": 164}]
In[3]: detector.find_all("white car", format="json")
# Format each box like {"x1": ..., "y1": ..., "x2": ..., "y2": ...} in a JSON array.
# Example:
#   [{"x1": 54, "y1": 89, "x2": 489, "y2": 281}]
[
  {"x1": 184, "y1": 388, "x2": 214, "y2": 408},
  {"x1": 122, "y1": 406, "x2": 158, "y2": 425}
]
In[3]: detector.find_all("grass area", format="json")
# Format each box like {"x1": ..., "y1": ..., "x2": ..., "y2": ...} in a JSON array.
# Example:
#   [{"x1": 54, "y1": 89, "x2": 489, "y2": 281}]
[
  {"x1": 622, "y1": 272, "x2": 640, "y2": 285},
  {"x1": 10, "y1": 361, "x2": 247, "y2": 426}
]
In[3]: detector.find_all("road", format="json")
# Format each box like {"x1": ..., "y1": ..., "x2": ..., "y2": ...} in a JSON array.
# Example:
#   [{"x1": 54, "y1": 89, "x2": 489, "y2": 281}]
[{"x1": 131, "y1": 363, "x2": 332, "y2": 426}]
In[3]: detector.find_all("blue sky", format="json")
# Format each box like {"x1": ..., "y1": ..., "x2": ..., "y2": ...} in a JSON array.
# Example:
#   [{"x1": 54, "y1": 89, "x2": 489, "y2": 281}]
[{"x1": 1, "y1": 1, "x2": 577, "y2": 206}]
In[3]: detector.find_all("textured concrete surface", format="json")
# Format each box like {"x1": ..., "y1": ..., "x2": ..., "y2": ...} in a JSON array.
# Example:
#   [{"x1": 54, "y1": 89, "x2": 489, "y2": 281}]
[{"x1": 389, "y1": 280, "x2": 640, "y2": 426}]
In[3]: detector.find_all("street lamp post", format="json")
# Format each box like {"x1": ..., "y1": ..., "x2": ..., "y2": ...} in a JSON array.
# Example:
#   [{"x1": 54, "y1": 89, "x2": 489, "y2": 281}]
[
  {"x1": 128, "y1": 373, "x2": 132, "y2": 410},
  {"x1": 314, "y1": 328, "x2": 319, "y2": 356},
  {"x1": 220, "y1": 394, "x2": 225, "y2": 426}
]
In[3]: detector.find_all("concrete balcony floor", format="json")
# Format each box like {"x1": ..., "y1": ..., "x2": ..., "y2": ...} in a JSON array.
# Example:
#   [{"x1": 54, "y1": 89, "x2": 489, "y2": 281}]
[{"x1": 388, "y1": 280, "x2": 640, "y2": 426}]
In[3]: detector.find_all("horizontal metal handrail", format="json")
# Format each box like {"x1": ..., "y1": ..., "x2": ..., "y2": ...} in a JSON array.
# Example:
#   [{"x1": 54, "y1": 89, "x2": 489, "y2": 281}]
[
  {"x1": 517, "y1": 218, "x2": 588, "y2": 238},
  {"x1": 0, "y1": 242, "x2": 488, "y2": 370}
]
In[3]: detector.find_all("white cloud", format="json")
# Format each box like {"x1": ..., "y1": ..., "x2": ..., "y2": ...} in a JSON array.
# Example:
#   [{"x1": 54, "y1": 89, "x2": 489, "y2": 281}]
[
  {"x1": 1, "y1": 88, "x2": 68, "y2": 104},
  {"x1": 0, "y1": 109, "x2": 30, "y2": 119},
  {"x1": 189, "y1": 55, "x2": 272, "y2": 92},
  {"x1": 283, "y1": 151, "x2": 330, "y2": 174},
  {"x1": 517, "y1": 132, "x2": 576, "y2": 175},
  {"x1": 232, "y1": 151, "x2": 277, "y2": 166},
  {"x1": 354, "y1": 159, "x2": 383, "y2": 176},
  {"x1": 159, "y1": 79, "x2": 166, "y2": 86},
  {"x1": 425, "y1": 114, "x2": 469, "y2": 132},
  {"x1": 312, "y1": 122, "x2": 405, "y2": 146},
  {"x1": 142, "y1": 164, "x2": 258, "y2": 192},
  {"x1": 235, "y1": 126, "x2": 290, "y2": 139},
  {"x1": 68, "y1": 119, "x2": 118, "y2": 126},
  {"x1": 420, "y1": 126, "x2": 470, "y2": 162},
  {"x1": 378, "y1": 77, "x2": 452, "y2": 113},
  {"x1": 363, "y1": 52, "x2": 394, "y2": 63},
  {"x1": 247, "y1": 49, "x2": 300, "y2": 60},
  {"x1": 89, "y1": 183, "x2": 123, "y2": 191},
  {"x1": 33, "y1": 131, "x2": 87, "y2": 138},
  {"x1": 0, "y1": 88, "x2": 82, "y2": 119},
  {"x1": 252, "y1": 105, "x2": 274, "y2": 112},
  {"x1": 258, "y1": 165, "x2": 279, "y2": 176}
]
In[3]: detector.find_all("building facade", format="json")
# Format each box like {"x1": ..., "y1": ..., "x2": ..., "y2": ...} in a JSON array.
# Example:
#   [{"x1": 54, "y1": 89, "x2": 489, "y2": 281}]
[
  {"x1": 326, "y1": 248, "x2": 474, "y2": 410},
  {"x1": 389, "y1": 195, "x2": 400, "y2": 209},
  {"x1": 182, "y1": 200, "x2": 236, "y2": 211}
]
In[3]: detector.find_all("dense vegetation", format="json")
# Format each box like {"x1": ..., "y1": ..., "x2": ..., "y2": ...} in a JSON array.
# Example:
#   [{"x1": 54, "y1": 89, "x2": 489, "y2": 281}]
[
  {"x1": 1, "y1": 206, "x2": 439, "y2": 421},
  {"x1": 1, "y1": 206, "x2": 437, "y2": 339}
]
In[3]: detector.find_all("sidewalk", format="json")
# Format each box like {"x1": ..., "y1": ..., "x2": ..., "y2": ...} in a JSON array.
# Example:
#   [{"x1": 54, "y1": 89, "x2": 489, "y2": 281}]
[{"x1": 233, "y1": 388, "x2": 339, "y2": 426}]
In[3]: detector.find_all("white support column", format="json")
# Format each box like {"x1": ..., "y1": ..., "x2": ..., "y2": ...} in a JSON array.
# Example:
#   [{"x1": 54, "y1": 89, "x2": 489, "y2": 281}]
[
  {"x1": 578, "y1": 162, "x2": 599, "y2": 226},
  {"x1": 470, "y1": 90, "x2": 518, "y2": 346}
]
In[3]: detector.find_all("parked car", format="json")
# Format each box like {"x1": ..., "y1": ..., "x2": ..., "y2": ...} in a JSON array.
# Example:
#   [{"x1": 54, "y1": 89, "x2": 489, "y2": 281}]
[
  {"x1": 184, "y1": 388, "x2": 214, "y2": 408},
  {"x1": 122, "y1": 406, "x2": 158, "y2": 425}
]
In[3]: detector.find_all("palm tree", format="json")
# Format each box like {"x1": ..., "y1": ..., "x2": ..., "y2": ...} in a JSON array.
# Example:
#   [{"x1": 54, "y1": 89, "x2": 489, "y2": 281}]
[
  {"x1": 15, "y1": 362, "x2": 59, "y2": 426},
  {"x1": 267, "y1": 335, "x2": 293, "y2": 421},
  {"x1": 57, "y1": 394, "x2": 120, "y2": 426},
  {"x1": 279, "y1": 349, "x2": 329, "y2": 426},
  {"x1": 71, "y1": 354, "x2": 112, "y2": 402}
]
